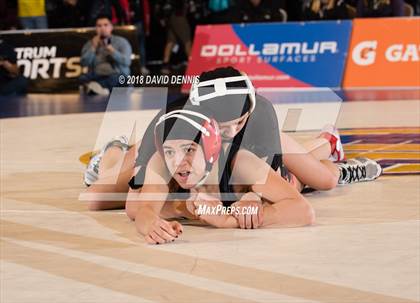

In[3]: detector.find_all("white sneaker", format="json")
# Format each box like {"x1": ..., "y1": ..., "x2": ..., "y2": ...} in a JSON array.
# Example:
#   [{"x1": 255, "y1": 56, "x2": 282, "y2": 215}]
[
  {"x1": 319, "y1": 124, "x2": 345, "y2": 162},
  {"x1": 86, "y1": 81, "x2": 110, "y2": 96},
  {"x1": 84, "y1": 152, "x2": 102, "y2": 186},
  {"x1": 83, "y1": 136, "x2": 129, "y2": 186},
  {"x1": 337, "y1": 157, "x2": 382, "y2": 185}
]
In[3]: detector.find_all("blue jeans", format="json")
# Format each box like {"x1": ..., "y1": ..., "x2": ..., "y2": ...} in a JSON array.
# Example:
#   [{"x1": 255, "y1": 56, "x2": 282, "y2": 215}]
[
  {"x1": 20, "y1": 16, "x2": 48, "y2": 29},
  {"x1": 79, "y1": 73, "x2": 121, "y2": 91},
  {"x1": 135, "y1": 21, "x2": 147, "y2": 67}
]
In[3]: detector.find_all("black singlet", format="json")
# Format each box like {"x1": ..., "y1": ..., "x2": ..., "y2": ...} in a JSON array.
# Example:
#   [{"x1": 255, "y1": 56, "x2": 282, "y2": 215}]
[{"x1": 128, "y1": 94, "x2": 287, "y2": 191}]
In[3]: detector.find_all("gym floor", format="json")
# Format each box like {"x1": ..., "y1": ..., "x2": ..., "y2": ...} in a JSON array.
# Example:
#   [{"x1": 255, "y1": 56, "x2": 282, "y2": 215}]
[{"x1": 1, "y1": 94, "x2": 419, "y2": 303}]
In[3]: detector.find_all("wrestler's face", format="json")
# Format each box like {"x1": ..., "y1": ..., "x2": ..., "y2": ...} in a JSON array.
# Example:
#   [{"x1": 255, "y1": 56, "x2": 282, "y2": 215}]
[
  {"x1": 162, "y1": 140, "x2": 206, "y2": 189},
  {"x1": 96, "y1": 18, "x2": 113, "y2": 38},
  {"x1": 218, "y1": 113, "x2": 250, "y2": 140}
]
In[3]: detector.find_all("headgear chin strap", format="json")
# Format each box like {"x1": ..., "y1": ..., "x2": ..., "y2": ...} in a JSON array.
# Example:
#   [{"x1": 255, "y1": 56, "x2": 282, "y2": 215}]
[
  {"x1": 155, "y1": 109, "x2": 222, "y2": 188},
  {"x1": 189, "y1": 74, "x2": 256, "y2": 114}
]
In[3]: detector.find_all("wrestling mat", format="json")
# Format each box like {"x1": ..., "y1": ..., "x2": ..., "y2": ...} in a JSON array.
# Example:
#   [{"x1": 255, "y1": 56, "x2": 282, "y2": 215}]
[
  {"x1": 341, "y1": 127, "x2": 420, "y2": 175},
  {"x1": 79, "y1": 127, "x2": 420, "y2": 175}
]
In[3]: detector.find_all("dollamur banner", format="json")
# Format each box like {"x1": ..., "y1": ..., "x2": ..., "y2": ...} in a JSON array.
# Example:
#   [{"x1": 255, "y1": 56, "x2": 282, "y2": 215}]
[{"x1": 183, "y1": 21, "x2": 352, "y2": 91}]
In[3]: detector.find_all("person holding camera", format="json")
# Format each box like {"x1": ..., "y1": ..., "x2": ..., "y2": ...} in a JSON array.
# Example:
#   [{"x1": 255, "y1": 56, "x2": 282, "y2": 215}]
[{"x1": 80, "y1": 14, "x2": 132, "y2": 95}]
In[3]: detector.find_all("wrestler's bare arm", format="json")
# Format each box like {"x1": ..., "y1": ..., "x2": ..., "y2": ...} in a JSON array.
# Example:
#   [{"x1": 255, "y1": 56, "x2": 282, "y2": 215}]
[{"x1": 231, "y1": 150, "x2": 315, "y2": 227}]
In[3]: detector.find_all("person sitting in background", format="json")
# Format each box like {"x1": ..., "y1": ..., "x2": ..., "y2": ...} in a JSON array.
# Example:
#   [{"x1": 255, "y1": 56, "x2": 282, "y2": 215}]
[
  {"x1": 302, "y1": 0, "x2": 349, "y2": 20},
  {"x1": 80, "y1": 14, "x2": 132, "y2": 96},
  {"x1": 18, "y1": 0, "x2": 48, "y2": 29},
  {"x1": 237, "y1": 0, "x2": 287, "y2": 23},
  {"x1": 0, "y1": 39, "x2": 28, "y2": 96},
  {"x1": 356, "y1": 0, "x2": 404, "y2": 17}
]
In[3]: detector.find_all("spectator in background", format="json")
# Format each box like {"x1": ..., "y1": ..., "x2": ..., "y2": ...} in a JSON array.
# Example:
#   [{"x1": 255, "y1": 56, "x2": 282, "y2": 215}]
[
  {"x1": 188, "y1": 0, "x2": 209, "y2": 22},
  {"x1": 0, "y1": 0, "x2": 19, "y2": 30},
  {"x1": 187, "y1": 0, "x2": 209, "y2": 31},
  {"x1": 356, "y1": 0, "x2": 404, "y2": 17},
  {"x1": 80, "y1": 14, "x2": 132, "y2": 95},
  {"x1": 237, "y1": 0, "x2": 287, "y2": 22},
  {"x1": 345, "y1": 0, "x2": 358, "y2": 6},
  {"x1": 128, "y1": 0, "x2": 151, "y2": 75},
  {"x1": 47, "y1": 0, "x2": 90, "y2": 28},
  {"x1": 207, "y1": 0, "x2": 234, "y2": 23},
  {"x1": 158, "y1": 0, "x2": 192, "y2": 74},
  {"x1": 86, "y1": 0, "x2": 127, "y2": 26},
  {"x1": 18, "y1": 0, "x2": 48, "y2": 29},
  {"x1": 0, "y1": 39, "x2": 28, "y2": 96},
  {"x1": 112, "y1": 0, "x2": 131, "y2": 24},
  {"x1": 405, "y1": 0, "x2": 419, "y2": 15},
  {"x1": 302, "y1": 0, "x2": 349, "y2": 20},
  {"x1": 285, "y1": 0, "x2": 305, "y2": 21},
  {"x1": 404, "y1": 0, "x2": 419, "y2": 15},
  {"x1": 209, "y1": 0, "x2": 230, "y2": 12}
]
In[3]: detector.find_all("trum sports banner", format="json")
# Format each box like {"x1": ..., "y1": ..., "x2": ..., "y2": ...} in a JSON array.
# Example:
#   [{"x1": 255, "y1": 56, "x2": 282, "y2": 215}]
[
  {"x1": 0, "y1": 26, "x2": 140, "y2": 93},
  {"x1": 343, "y1": 17, "x2": 420, "y2": 88},
  {"x1": 183, "y1": 21, "x2": 352, "y2": 91}
]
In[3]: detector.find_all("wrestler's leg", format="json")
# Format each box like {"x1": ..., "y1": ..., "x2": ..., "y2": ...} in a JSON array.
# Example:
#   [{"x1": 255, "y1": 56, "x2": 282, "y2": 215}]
[
  {"x1": 281, "y1": 132, "x2": 339, "y2": 190},
  {"x1": 302, "y1": 137, "x2": 332, "y2": 161},
  {"x1": 86, "y1": 144, "x2": 138, "y2": 210}
]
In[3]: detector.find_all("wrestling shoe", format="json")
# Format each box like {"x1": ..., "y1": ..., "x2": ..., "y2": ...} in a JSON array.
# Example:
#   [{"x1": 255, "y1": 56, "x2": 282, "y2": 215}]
[
  {"x1": 337, "y1": 157, "x2": 382, "y2": 185},
  {"x1": 83, "y1": 136, "x2": 129, "y2": 186},
  {"x1": 319, "y1": 124, "x2": 345, "y2": 162},
  {"x1": 86, "y1": 81, "x2": 110, "y2": 96}
]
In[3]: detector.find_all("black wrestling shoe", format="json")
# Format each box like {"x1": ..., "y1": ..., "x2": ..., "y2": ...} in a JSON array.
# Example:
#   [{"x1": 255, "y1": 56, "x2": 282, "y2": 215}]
[{"x1": 337, "y1": 157, "x2": 382, "y2": 185}]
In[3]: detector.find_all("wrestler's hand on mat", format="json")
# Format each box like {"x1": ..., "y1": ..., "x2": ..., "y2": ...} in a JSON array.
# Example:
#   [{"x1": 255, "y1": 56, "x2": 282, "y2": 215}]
[
  {"x1": 144, "y1": 217, "x2": 183, "y2": 245},
  {"x1": 232, "y1": 192, "x2": 264, "y2": 229},
  {"x1": 137, "y1": 210, "x2": 182, "y2": 244}
]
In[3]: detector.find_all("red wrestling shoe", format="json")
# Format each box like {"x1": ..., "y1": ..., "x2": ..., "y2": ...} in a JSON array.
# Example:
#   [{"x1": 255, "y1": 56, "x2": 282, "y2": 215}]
[{"x1": 319, "y1": 124, "x2": 345, "y2": 162}]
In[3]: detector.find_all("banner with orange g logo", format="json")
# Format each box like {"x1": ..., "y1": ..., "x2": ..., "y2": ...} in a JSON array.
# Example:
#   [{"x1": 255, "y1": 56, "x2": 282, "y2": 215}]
[{"x1": 343, "y1": 18, "x2": 420, "y2": 88}]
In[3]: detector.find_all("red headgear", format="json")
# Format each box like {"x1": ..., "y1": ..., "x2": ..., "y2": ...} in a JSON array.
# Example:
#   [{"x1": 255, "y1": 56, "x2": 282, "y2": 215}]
[{"x1": 155, "y1": 109, "x2": 222, "y2": 172}]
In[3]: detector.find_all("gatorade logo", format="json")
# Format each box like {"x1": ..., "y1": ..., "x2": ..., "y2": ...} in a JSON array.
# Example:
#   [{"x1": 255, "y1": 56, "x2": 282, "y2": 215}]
[
  {"x1": 385, "y1": 44, "x2": 420, "y2": 62},
  {"x1": 352, "y1": 41, "x2": 377, "y2": 66},
  {"x1": 353, "y1": 41, "x2": 420, "y2": 66}
]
